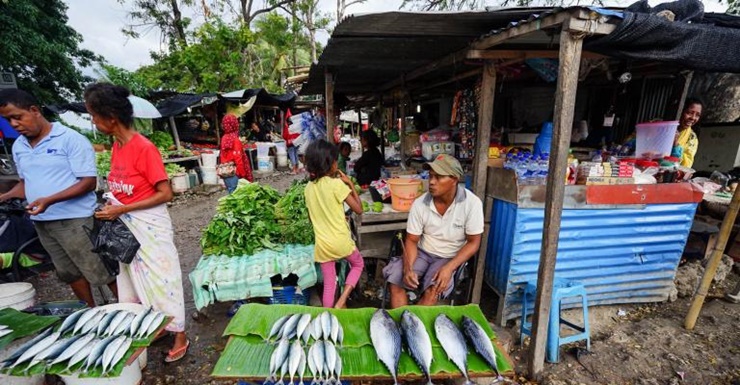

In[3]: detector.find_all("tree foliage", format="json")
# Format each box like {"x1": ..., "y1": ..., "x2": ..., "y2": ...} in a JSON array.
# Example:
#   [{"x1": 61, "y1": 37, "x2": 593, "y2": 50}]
[
  {"x1": 0, "y1": 0, "x2": 100, "y2": 104},
  {"x1": 95, "y1": 64, "x2": 150, "y2": 98},
  {"x1": 120, "y1": 0, "x2": 193, "y2": 50}
]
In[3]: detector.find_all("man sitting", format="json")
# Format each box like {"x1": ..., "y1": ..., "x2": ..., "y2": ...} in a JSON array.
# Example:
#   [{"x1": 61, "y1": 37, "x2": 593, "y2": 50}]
[{"x1": 383, "y1": 155, "x2": 484, "y2": 308}]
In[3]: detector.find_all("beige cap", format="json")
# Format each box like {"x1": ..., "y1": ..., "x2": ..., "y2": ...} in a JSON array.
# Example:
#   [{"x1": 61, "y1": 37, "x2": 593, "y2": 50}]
[{"x1": 423, "y1": 154, "x2": 464, "y2": 179}]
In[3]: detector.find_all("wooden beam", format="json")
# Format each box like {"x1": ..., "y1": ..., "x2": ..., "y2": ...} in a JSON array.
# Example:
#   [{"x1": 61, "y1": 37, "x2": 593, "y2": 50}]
[
  {"x1": 380, "y1": 49, "x2": 468, "y2": 92},
  {"x1": 527, "y1": 21, "x2": 584, "y2": 378},
  {"x1": 470, "y1": 60, "x2": 496, "y2": 305},
  {"x1": 168, "y1": 116, "x2": 182, "y2": 150},
  {"x1": 467, "y1": 49, "x2": 606, "y2": 60},
  {"x1": 325, "y1": 69, "x2": 336, "y2": 144},
  {"x1": 675, "y1": 71, "x2": 694, "y2": 120},
  {"x1": 472, "y1": 12, "x2": 570, "y2": 50},
  {"x1": 415, "y1": 68, "x2": 483, "y2": 92}
]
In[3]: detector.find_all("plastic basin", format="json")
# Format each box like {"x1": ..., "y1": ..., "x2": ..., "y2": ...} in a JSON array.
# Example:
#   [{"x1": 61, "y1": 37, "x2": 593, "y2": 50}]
[
  {"x1": 635, "y1": 121, "x2": 679, "y2": 159},
  {"x1": 388, "y1": 178, "x2": 422, "y2": 212}
]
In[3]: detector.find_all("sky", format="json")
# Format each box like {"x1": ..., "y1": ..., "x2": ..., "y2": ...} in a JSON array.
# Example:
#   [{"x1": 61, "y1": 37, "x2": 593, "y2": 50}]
[{"x1": 66, "y1": 0, "x2": 729, "y2": 74}]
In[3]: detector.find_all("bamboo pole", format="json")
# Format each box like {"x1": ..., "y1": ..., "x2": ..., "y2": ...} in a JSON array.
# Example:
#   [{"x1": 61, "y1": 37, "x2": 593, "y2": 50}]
[
  {"x1": 325, "y1": 69, "x2": 336, "y2": 144},
  {"x1": 685, "y1": 185, "x2": 740, "y2": 329}
]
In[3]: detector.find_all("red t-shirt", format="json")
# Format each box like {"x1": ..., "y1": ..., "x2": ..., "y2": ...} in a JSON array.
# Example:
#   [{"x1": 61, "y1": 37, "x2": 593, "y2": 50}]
[{"x1": 107, "y1": 133, "x2": 168, "y2": 204}]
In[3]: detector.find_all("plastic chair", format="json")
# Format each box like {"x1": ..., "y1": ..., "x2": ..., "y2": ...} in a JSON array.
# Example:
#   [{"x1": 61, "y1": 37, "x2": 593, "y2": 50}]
[{"x1": 519, "y1": 279, "x2": 591, "y2": 363}]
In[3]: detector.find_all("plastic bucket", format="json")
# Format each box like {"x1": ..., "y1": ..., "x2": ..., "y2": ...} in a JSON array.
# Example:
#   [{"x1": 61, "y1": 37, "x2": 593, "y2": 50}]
[
  {"x1": 171, "y1": 173, "x2": 188, "y2": 193},
  {"x1": 201, "y1": 152, "x2": 219, "y2": 168},
  {"x1": 388, "y1": 178, "x2": 422, "y2": 212},
  {"x1": 635, "y1": 121, "x2": 679, "y2": 159},
  {"x1": 201, "y1": 167, "x2": 218, "y2": 185},
  {"x1": 60, "y1": 357, "x2": 142, "y2": 385},
  {"x1": 276, "y1": 153, "x2": 288, "y2": 168},
  {"x1": 256, "y1": 142, "x2": 273, "y2": 158},
  {"x1": 0, "y1": 283, "x2": 35, "y2": 310},
  {"x1": 275, "y1": 141, "x2": 287, "y2": 155},
  {"x1": 257, "y1": 156, "x2": 274, "y2": 172}
]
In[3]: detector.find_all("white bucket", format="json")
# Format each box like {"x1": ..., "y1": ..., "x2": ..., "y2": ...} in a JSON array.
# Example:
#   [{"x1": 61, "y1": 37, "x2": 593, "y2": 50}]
[
  {"x1": 0, "y1": 283, "x2": 35, "y2": 310},
  {"x1": 276, "y1": 153, "x2": 288, "y2": 168},
  {"x1": 275, "y1": 141, "x2": 287, "y2": 155},
  {"x1": 170, "y1": 173, "x2": 188, "y2": 193},
  {"x1": 256, "y1": 142, "x2": 274, "y2": 158},
  {"x1": 257, "y1": 156, "x2": 274, "y2": 172},
  {"x1": 201, "y1": 152, "x2": 219, "y2": 168},
  {"x1": 201, "y1": 167, "x2": 218, "y2": 185},
  {"x1": 59, "y1": 357, "x2": 142, "y2": 385},
  {"x1": 0, "y1": 338, "x2": 44, "y2": 385}
]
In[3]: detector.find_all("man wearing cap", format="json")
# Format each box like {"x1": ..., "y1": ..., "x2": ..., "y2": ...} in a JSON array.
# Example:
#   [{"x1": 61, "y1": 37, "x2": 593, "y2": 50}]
[{"x1": 384, "y1": 154, "x2": 484, "y2": 308}]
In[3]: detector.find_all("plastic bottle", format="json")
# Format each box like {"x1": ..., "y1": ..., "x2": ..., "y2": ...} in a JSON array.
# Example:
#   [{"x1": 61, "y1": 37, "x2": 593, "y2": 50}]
[{"x1": 515, "y1": 154, "x2": 529, "y2": 184}]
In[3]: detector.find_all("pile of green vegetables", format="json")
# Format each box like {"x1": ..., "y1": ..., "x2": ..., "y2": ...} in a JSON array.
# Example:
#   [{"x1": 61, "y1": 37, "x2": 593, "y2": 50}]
[
  {"x1": 147, "y1": 131, "x2": 174, "y2": 150},
  {"x1": 165, "y1": 164, "x2": 185, "y2": 178},
  {"x1": 275, "y1": 180, "x2": 313, "y2": 245},
  {"x1": 96, "y1": 151, "x2": 111, "y2": 177}
]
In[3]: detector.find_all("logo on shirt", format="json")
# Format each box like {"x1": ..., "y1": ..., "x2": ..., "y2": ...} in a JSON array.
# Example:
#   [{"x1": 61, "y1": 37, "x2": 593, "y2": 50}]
[
  {"x1": 108, "y1": 179, "x2": 135, "y2": 196},
  {"x1": 46, "y1": 149, "x2": 58, "y2": 154}
]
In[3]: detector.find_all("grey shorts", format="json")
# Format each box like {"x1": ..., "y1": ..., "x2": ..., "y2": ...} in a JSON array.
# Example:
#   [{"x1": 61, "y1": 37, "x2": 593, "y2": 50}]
[
  {"x1": 34, "y1": 217, "x2": 115, "y2": 286},
  {"x1": 383, "y1": 248, "x2": 455, "y2": 298}
]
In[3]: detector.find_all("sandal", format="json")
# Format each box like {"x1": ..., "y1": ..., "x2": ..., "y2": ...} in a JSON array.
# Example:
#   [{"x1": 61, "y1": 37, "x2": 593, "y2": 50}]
[{"x1": 164, "y1": 339, "x2": 190, "y2": 363}]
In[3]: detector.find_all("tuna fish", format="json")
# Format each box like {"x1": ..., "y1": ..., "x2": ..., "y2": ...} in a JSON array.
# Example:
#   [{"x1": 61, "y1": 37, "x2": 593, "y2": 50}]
[
  {"x1": 311, "y1": 339, "x2": 325, "y2": 384},
  {"x1": 276, "y1": 357, "x2": 289, "y2": 385},
  {"x1": 100, "y1": 335, "x2": 128, "y2": 375},
  {"x1": 297, "y1": 345, "x2": 307, "y2": 385},
  {"x1": 461, "y1": 316, "x2": 500, "y2": 377},
  {"x1": 295, "y1": 314, "x2": 312, "y2": 344},
  {"x1": 79, "y1": 310, "x2": 106, "y2": 335},
  {"x1": 329, "y1": 313, "x2": 340, "y2": 345},
  {"x1": 102, "y1": 337, "x2": 132, "y2": 376},
  {"x1": 309, "y1": 317, "x2": 322, "y2": 342},
  {"x1": 97, "y1": 310, "x2": 122, "y2": 337},
  {"x1": 320, "y1": 312, "x2": 332, "y2": 341},
  {"x1": 129, "y1": 307, "x2": 152, "y2": 338},
  {"x1": 83, "y1": 335, "x2": 118, "y2": 373},
  {"x1": 64, "y1": 342, "x2": 96, "y2": 372},
  {"x1": 434, "y1": 314, "x2": 471, "y2": 385},
  {"x1": 269, "y1": 338, "x2": 291, "y2": 382},
  {"x1": 58, "y1": 308, "x2": 88, "y2": 335},
  {"x1": 401, "y1": 310, "x2": 434, "y2": 385},
  {"x1": 49, "y1": 333, "x2": 96, "y2": 366},
  {"x1": 72, "y1": 309, "x2": 102, "y2": 335},
  {"x1": 135, "y1": 311, "x2": 158, "y2": 339},
  {"x1": 2, "y1": 327, "x2": 52, "y2": 368},
  {"x1": 280, "y1": 314, "x2": 302, "y2": 341},
  {"x1": 113, "y1": 313, "x2": 136, "y2": 337},
  {"x1": 268, "y1": 314, "x2": 291, "y2": 341},
  {"x1": 369, "y1": 309, "x2": 402, "y2": 385},
  {"x1": 8, "y1": 331, "x2": 60, "y2": 371},
  {"x1": 324, "y1": 341, "x2": 338, "y2": 383},
  {"x1": 143, "y1": 312, "x2": 167, "y2": 339},
  {"x1": 288, "y1": 340, "x2": 303, "y2": 385},
  {"x1": 307, "y1": 343, "x2": 319, "y2": 385},
  {"x1": 103, "y1": 310, "x2": 130, "y2": 337}
]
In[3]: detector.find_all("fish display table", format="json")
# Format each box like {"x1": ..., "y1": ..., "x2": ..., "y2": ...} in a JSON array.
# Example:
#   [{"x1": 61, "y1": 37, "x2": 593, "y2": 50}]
[{"x1": 212, "y1": 304, "x2": 514, "y2": 382}]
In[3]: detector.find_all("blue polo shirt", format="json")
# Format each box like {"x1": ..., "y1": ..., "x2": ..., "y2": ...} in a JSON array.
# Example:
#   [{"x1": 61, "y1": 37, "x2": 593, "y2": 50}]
[{"x1": 12, "y1": 123, "x2": 98, "y2": 221}]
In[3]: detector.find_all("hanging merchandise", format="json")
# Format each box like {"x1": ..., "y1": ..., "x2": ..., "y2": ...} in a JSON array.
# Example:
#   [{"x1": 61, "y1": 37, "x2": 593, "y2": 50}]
[
  {"x1": 453, "y1": 83, "x2": 480, "y2": 160},
  {"x1": 290, "y1": 110, "x2": 327, "y2": 154}
]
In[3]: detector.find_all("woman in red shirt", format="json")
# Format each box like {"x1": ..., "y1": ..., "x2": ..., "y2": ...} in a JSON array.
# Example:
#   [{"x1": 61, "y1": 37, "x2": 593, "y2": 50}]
[
  {"x1": 84, "y1": 83, "x2": 189, "y2": 363},
  {"x1": 220, "y1": 114, "x2": 253, "y2": 193},
  {"x1": 282, "y1": 109, "x2": 300, "y2": 174}
]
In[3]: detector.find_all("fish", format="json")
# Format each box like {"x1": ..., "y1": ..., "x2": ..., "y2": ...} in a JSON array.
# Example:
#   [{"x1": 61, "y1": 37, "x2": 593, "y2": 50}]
[
  {"x1": 0, "y1": 329, "x2": 12, "y2": 338},
  {"x1": 280, "y1": 314, "x2": 301, "y2": 341},
  {"x1": 27, "y1": 335, "x2": 83, "y2": 371},
  {"x1": 324, "y1": 341, "x2": 338, "y2": 383},
  {"x1": 79, "y1": 310, "x2": 106, "y2": 335},
  {"x1": 269, "y1": 338, "x2": 291, "y2": 382},
  {"x1": 276, "y1": 357, "x2": 289, "y2": 385},
  {"x1": 307, "y1": 343, "x2": 319, "y2": 385},
  {"x1": 288, "y1": 340, "x2": 303, "y2": 385},
  {"x1": 309, "y1": 317, "x2": 322, "y2": 342},
  {"x1": 7, "y1": 331, "x2": 60, "y2": 371},
  {"x1": 100, "y1": 335, "x2": 127, "y2": 375},
  {"x1": 83, "y1": 335, "x2": 118, "y2": 373},
  {"x1": 335, "y1": 355, "x2": 343, "y2": 385},
  {"x1": 143, "y1": 312, "x2": 167, "y2": 339},
  {"x1": 401, "y1": 310, "x2": 434, "y2": 385},
  {"x1": 336, "y1": 322, "x2": 344, "y2": 347},
  {"x1": 113, "y1": 313, "x2": 136, "y2": 337},
  {"x1": 58, "y1": 308, "x2": 89, "y2": 335},
  {"x1": 2, "y1": 327, "x2": 53, "y2": 368},
  {"x1": 97, "y1": 310, "x2": 122, "y2": 337},
  {"x1": 301, "y1": 323, "x2": 312, "y2": 344},
  {"x1": 102, "y1": 337, "x2": 132, "y2": 376},
  {"x1": 297, "y1": 345, "x2": 307, "y2": 385},
  {"x1": 434, "y1": 314, "x2": 471, "y2": 385},
  {"x1": 129, "y1": 307, "x2": 152, "y2": 338},
  {"x1": 72, "y1": 309, "x2": 102, "y2": 335},
  {"x1": 295, "y1": 314, "x2": 312, "y2": 344},
  {"x1": 462, "y1": 316, "x2": 500, "y2": 377},
  {"x1": 320, "y1": 312, "x2": 332, "y2": 341},
  {"x1": 370, "y1": 309, "x2": 402, "y2": 385},
  {"x1": 49, "y1": 333, "x2": 96, "y2": 366},
  {"x1": 329, "y1": 313, "x2": 340, "y2": 345},
  {"x1": 64, "y1": 341, "x2": 96, "y2": 372},
  {"x1": 311, "y1": 339, "x2": 325, "y2": 384},
  {"x1": 135, "y1": 311, "x2": 159, "y2": 339},
  {"x1": 268, "y1": 314, "x2": 291, "y2": 341},
  {"x1": 104, "y1": 310, "x2": 131, "y2": 337}
]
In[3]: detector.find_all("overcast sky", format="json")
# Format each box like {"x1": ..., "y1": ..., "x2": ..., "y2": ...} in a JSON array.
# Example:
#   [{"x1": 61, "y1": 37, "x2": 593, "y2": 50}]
[{"x1": 66, "y1": 0, "x2": 728, "y2": 74}]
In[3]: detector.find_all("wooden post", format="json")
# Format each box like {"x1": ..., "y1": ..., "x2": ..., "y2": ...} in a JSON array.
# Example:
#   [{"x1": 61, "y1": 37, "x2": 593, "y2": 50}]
[
  {"x1": 215, "y1": 112, "x2": 221, "y2": 145},
  {"x1": 399, "y1": 100, "x2": 406, "y2": 167},
  {"x1": 325, "y1": 69, "x2": 336, "y2": 144},
  {"x1": 168, "y1": 116, "x2": 182, "y2": 150},
  {"x1": 527, "y1": 25, "x2": 583, "y2": 378},
  {"x1": 675, "y1": 71, "x2": 694, "y2": 120},
  {"x1": 470, "y1": 60, "x2": 496, "y2": 304},
  {"x1": 685, "y1": 185, "x2": 740, "y2": 329}
]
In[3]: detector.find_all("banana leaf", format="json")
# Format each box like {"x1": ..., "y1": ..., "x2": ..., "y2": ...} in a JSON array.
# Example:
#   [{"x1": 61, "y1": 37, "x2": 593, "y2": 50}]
[
  {"x1": 213, "y1": 304, "x2": 514, "y2": 380},
  {"x1": 0, "y1": 308, "x2": 59, "y2": 351}
]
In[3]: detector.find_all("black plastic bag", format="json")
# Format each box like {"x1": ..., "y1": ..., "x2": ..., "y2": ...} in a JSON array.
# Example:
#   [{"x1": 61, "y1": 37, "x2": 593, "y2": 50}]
[{"x1": 84, "y1": 217, "x2": 140, "y2": 276}]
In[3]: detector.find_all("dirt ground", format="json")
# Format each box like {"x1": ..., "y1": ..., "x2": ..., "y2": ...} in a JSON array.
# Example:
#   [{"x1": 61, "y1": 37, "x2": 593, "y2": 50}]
[{"x1": 26, "y1": 171, "x2": 740, "y2": 385}]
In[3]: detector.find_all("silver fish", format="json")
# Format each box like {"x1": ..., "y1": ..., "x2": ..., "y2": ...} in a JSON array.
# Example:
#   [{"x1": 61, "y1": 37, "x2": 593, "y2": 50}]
[
  {"x1": 370, "y1": 309, "x2": 401, "y2": 385},
  {"x1": 295, "y1": 314, "x2": 312, "y2": 344},
  {"x1": 312, "y1": 339, "x2": 325, "y2": 384},
  {"x1": 58, "y1": 308, "x2": 89, "y2": 335},
  {"x1": 268, "y1": 314, "x2": 291, "y2": 341},
  {"x1": 337, "y1": 321, "x2": 344, "y2": 347},
  {"x1": 309, "y1": 317, "x2": 322, "y2": 342},
  {"x1": 2, "y1": 328, "x2": 52, "y2": 368},
  {"x1": 401, "y1": 310, "x2": 434, "y2": 385},
  {"x1": 113, "y1": 313, "x2": 136, "y2": 337},
  {"x1": 143, "y1": 312, "x2": 167, "y2": 339},
  {"x1": 301, "y1": 322, "x2": 312, "y2": 344},
  {"x1": 298, "y1": 346, "x2": 307, "y2": 385},
  {"x1": 73, "y1": 309, "x2": 102, "y2": 335},
  {"x1": 129, "y1": 307, "x2": 152, "y2": 338},
  {"x1": 276, "y1": 357, "x2": 289, "y2": 385},
  {"x1": 100, "y1": 335, "x2": 127, "y2": 375},
  {"x1": 307, "y1": 343, "x2": 319, "y2": 385},
  {"x1": 102, "y1": 337, "x2": 132, "y2": 375},
  {"x1": 324, "y1": 341, "x2": 338, "y2": 383},
  {"x1": 288, "y1": 340, "x2": 303, "y2": 385},
  {"x1": 64, "y1": 342, "x2": 95, "y2": 372},
  {"x1": 269, "y1": 338, "x2": 291, "y2": 382},
  {"x1": 26, "y1": 338, "x2": 67, "y2": 372},
  {"x1": 8, "y1": 331, "x2": 60, "y2": 370},
  {"x1": 281, "y1": 314, "x2": 302, "y2": 341},
  {"x1": 335, "y1": 355, "x2": 343, "y2": 385},
  {"x1": 135, "y1": 311, "x2": 159, "y2": 338},
  {"x1": 83, "y1": 335, "x2": 118, "y2": 373},
  {"x1": 462, "y1": 316, "x2": 500, "y2": 377},
  {"x1": 435, "y1": 314, "x2": 471, "y2": 385},
  {"x1": 0, "y1": 329, "x2": 12, "y2": 338},
  {"x1": 104, "y1": 310, "x2": 130, "y2": 337},
  {"x1": 329, "y1": 313, "x2": 340, "y2": 345},
  {"x1": 320, "y1": 312, "x2": 332, "y2": 341},
  {"x1": 97, "y1": 310, "x2": 122, "y2": 337},
  {"x1": 79, "y1": 310, "x2": 106, "y2": 335},
  {"x1": 50, "y1": 333, "x2": 96, "y2": 366}
]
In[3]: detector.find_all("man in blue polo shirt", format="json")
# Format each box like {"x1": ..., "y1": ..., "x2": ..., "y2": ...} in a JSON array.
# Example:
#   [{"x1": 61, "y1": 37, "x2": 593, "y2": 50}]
[{"x1": 0, "y1": 89, "x2": 115, "y2": 306}]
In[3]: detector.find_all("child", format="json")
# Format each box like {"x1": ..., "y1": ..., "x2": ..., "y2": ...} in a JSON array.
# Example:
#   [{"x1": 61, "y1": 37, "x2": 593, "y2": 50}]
[
  {"x1": 337, "y1": 141, "x2": 352, "y2": 174},
  {"x1": 304, "y1": 140, "x2": 364, "y2": 308}
]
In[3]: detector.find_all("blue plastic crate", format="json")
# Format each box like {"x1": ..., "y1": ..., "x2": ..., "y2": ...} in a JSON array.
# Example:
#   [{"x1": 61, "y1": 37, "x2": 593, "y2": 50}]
[{"x1": 267, "y1": 286, "x2": 310, "y2": 305}]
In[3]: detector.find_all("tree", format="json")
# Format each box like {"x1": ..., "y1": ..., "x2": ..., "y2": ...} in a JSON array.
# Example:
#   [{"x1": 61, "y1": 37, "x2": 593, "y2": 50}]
[
  {"x1": 120, "y1": 0, "x2": 193, "y2": 50},
  {"x1": 336, "y1": 0, "x2": 367, "y2": 22},
  {"x1": 0, "y1": 0, "x2": 100, "y2": 105},
  {"x1": 292, "y1": 0, "x2": 332, "y2": 63},
  {"x1": 210, "y1": 0, "x2": 297, "y2": 28},
  {"x1": 95, "y1": 64, "x2": 150, "y2": 98},
  {"x1": 400, "y1": 0, "x2": 480, "y2": 11}
]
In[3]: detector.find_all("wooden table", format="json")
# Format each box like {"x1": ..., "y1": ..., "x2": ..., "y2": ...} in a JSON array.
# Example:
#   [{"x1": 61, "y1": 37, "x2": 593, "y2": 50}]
[{"x1": 351, "y1": 210, "x2": 408, "y2": 260}]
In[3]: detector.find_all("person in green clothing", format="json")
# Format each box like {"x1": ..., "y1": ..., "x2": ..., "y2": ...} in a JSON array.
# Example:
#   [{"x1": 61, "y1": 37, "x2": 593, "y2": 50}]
[{"x1": 338, "y1": 141, "x2": 351, "y2": 173}]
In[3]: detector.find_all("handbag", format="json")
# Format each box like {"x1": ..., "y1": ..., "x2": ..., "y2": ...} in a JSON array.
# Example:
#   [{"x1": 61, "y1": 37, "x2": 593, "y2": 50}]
[
  {"x1": 84, "y1": 216, "x2": 141, "y2": 276},
  {"x1": 217, "y1": 161, "x2": 236, "y2": 178}
]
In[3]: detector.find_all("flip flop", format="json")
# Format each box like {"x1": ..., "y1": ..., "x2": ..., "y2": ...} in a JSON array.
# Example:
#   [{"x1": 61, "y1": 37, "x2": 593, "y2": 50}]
[{"x1": 164, "y1": 339, "x2": 190, "y2": 363}]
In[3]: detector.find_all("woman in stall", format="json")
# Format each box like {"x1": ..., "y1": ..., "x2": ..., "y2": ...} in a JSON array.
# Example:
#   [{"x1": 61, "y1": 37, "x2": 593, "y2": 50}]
[
  {"x1": 353, "y1": 130, "x2": 383, "y2": 186},
  {"x1": 672, "y1": 97, "x2": 703, "y2": 168},
  {"x1": 220, "y1": 114, "x2": 254, "y2": 193},
  {"x1": 84, "y1": 83, "x2": 189, "y2": 363}
]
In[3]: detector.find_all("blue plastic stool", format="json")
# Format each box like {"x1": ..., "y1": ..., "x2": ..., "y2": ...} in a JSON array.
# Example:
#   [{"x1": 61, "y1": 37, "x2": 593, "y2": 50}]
[{"x1": 519, "y1": 279, "x2": 591, "y2": 363}]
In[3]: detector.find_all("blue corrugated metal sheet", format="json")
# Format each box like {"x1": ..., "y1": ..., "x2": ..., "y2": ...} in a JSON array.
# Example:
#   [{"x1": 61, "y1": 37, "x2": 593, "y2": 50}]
[{"x1": 485, "y1": 199, "x2": 697, "y2": 322}]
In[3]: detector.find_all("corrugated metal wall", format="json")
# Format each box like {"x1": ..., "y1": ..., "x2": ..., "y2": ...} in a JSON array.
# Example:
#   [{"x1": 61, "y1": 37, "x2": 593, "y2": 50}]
[
  {"x1": 636, "y1": 78, "x2": 675, "y2": 123},
  {"x1": 485, "y1": 199, "x2": 697, "y2": 323}
]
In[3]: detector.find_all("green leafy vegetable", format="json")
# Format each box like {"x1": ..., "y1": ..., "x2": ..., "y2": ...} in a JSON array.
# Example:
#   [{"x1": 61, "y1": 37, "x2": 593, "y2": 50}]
[
  {"x1": 147, "y1": 130, "x2": 174, "y2": 150},
  {"x1": 275, "y1": 179, "x2": 313, "y2": 245},
  {"x1": 165, "y1": 164, "x2": 185, "y2": 178},
  {"x1": 96, "y1": 151, "x2": 111, "y2": 177}
]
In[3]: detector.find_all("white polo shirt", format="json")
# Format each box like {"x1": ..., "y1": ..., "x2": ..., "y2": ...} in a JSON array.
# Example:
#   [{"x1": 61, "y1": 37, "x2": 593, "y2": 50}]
[{"x1": 406, "y1": 186, "x2": 484, "y2": 258}]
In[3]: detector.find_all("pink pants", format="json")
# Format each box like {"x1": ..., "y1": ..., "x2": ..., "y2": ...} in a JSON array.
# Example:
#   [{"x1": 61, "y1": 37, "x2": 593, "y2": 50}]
[{"x1": 320, "y1": 249, "x2": 365, "y2": 308}]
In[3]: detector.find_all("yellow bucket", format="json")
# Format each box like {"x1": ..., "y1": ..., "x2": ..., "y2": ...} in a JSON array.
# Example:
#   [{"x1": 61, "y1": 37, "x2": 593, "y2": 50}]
[{"x1": 388, "y1": 178, "x2": 422, "y2": 212}]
